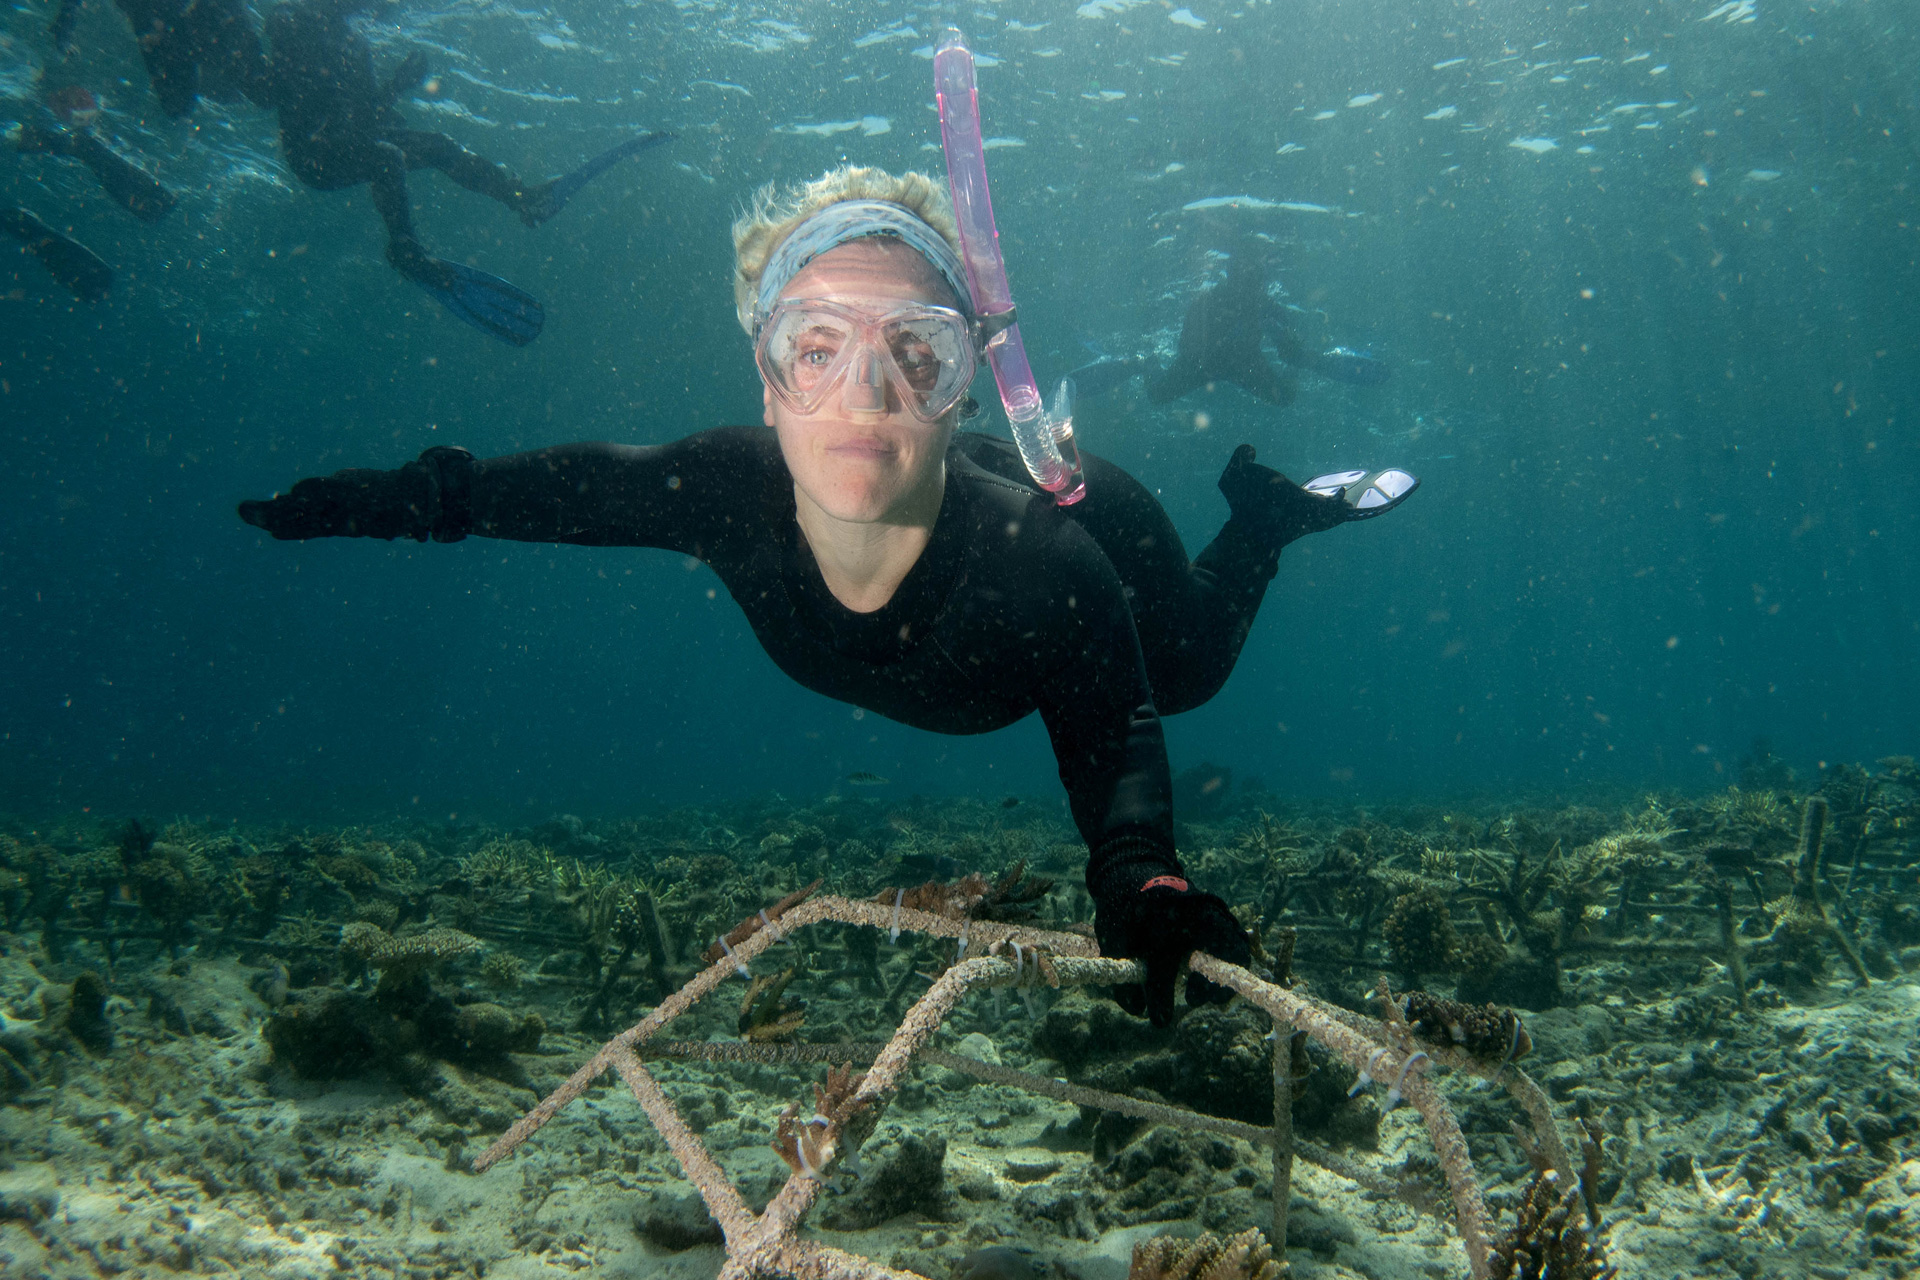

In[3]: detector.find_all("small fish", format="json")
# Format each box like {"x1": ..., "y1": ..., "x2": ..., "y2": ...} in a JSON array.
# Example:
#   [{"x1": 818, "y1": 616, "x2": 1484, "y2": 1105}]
[
  {"x1": 1424, "y1": 105, "x2": 1458, "y2": 120},
  {"x1": 1346, "y1": 93, "x2": 1382, "y2": 108},
  {"x1": 847, "y1": 771, "x2": 891, "y2": 786},
  {"x1": 1431, "y1": 57, "x2": 1467, "y2": 70},
  {"x1": 1000, "y1": 796, "x2": 1022, "y2": 810}
]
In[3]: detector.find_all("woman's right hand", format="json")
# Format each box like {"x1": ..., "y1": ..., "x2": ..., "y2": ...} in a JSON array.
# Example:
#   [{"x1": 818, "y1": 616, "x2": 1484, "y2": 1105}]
[{"x1": 239, "y1": 447, "x2": 473, "y2": 541}]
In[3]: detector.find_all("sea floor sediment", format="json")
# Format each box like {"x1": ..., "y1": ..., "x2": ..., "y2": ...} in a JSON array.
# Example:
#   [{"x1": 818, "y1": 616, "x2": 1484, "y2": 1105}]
[{"x1": 2, "y1": 760, "x2": 1917, "y2": 1278}]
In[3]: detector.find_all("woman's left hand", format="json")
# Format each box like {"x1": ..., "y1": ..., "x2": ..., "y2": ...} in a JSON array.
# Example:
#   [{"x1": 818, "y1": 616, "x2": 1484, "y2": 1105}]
[{"x1": 1094, "y1": 873, "x2": 1250, "y2": 1026}]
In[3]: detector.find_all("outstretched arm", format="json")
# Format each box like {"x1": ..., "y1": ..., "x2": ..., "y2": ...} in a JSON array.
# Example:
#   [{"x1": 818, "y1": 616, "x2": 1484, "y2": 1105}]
[{"x1": 238, "y1": 427, "x2": 775, "y2": 559}]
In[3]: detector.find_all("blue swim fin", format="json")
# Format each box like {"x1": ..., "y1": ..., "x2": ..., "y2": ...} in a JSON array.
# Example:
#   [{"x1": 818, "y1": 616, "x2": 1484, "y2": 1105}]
[
  {"x1": 412, "y1": 258, "x2": 545, "y2": 346},
  {"x1": 520, "y1": 130, "x2": 674, "y2": 227}
]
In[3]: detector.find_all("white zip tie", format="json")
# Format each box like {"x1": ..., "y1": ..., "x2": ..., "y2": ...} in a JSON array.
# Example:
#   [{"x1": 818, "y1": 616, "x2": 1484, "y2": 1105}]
[
  {"x1": 718, "y1": 934, "x2": 749, "y2": 979},
  {"x1": 1349, "y1": 1047, "x2": 1391, "y2": 1098},
  {"x1": 1384, "y1": 1051, "x2": 1429, "y2": 1110}
]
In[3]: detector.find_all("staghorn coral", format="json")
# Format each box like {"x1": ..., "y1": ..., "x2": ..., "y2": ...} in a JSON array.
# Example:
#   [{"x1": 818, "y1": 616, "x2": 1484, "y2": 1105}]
[
  {"x1": 480, "y1": 952, "x2": 526, "y2": 990},
  {"x1": 873, "y1": 860, "x2": 1052, "y2": 924},
  {"x1": 738, "y1": 967, "x2": 807, "y2": 1043},
  {"x1": 1128, "y1": 1228, "x2": 1280, "y2": 1280},
  {"x1": 1487, "y1": 1171, "x2": 1615, "y2": 1280},
  {"x1": 772, "y1": 1062, "x2": 872, "y2": 1180},
  {"x1": 701, "y1": 878, "x2": 823, "y2": 966}
]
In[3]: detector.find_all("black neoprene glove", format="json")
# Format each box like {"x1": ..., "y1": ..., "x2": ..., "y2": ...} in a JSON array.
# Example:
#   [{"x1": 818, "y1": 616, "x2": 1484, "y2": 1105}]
[
  {"x1": 238, "y1": 447, "x2": 475, "y2": 542},
  {"x1": 1217, "y1": 443, "x2": 1348, "y2": 549},
  {"x1": 1091, "y1": 845, "x2": 1250, "y2": 1026}
]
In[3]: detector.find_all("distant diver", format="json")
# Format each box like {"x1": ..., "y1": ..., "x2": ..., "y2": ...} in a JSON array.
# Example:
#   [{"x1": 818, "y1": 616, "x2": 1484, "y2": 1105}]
[
  {"x1": 1147, "y1": 234, "x2": 1388, "y2": 406},
  {"x1": 49, "y1": 0, "x2": 271, "y2": 117},
  {"x1": 4, "y1": 86, "x2": 181, "y2": 300},
  {"x1": 258, "y1": 0, "x2": 671, "y2": 345},
  {"x1": 237, "y1": 167, "x2": 1418, "y2": 1027},
  {"x1": 9, "y1": 98, "x2": 178, "y2": 223}
]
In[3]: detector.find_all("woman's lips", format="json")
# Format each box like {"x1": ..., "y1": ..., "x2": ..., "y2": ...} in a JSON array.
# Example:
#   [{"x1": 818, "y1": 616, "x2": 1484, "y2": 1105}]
[{"x1": 826, "y1": 438, "x2": 897, "y2": 459}]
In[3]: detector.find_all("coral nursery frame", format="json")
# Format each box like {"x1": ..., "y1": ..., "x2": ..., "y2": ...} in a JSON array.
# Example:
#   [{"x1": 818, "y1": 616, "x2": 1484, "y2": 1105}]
[{"x1": 475, "y1": 895, "x2": 1579, "y2": 1280}]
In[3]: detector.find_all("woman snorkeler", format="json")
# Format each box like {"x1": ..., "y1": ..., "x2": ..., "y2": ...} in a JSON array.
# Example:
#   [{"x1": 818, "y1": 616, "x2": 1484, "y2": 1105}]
[{"x1": 237, "y1": 167, "x2": 1414, "y2": 1026}]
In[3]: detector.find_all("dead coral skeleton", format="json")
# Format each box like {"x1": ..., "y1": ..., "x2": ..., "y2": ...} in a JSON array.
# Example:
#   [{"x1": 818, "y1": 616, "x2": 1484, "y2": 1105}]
[{"x1": 475, "y1": 893, "x2": 1594, "y2": 1280}]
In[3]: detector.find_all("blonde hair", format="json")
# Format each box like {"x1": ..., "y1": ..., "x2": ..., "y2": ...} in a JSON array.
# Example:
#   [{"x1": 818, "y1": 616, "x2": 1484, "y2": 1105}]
[{"x1": 730, "y1": 166, "x2": 962, "y2": 334}]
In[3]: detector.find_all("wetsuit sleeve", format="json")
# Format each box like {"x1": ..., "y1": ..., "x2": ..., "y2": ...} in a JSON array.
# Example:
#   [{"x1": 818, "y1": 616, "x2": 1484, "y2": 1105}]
[
  {"x1": 465, "y1": 428, "x2": 770, "y2": 559},
  {"x1": 1025, "y1": 518, "x2": 1180, "y2": 886}
]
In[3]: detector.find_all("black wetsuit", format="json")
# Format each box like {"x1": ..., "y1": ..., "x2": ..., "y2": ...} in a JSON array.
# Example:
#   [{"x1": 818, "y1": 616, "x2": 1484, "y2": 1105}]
[
  {"x1": 51, "y1": 0, "x2": 268, "y2": 117},
  {"x1": 450, "y1": 429, "x2": 1279, "y2": 854},
  {"x1": 260, "y1": 0, "x2": 533, "y2": 280},
  {"x1": 238, "y1": 427, "x2": 1301, "y2": 1020}
]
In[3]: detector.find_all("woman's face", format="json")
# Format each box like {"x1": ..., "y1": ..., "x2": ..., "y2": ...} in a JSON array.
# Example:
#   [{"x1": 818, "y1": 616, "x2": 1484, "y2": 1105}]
[{"x1": 762, "y1": 237, "x2": 963, "y2": 525}]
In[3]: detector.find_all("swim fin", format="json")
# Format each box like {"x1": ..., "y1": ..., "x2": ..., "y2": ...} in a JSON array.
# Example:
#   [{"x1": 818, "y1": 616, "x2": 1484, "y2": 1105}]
[
  {"x1": 1303, "y1": 467, "x2": 1420, "y2": 518},
  {"x1": 518, "y1": 130, "x2": 673, "y2": 227},
  {"x1": 410, "y1": 257, "x2": 544, "y2": 346},
  {"x1": 2, "y1": 207, "x2": 112, "y2": 301}
]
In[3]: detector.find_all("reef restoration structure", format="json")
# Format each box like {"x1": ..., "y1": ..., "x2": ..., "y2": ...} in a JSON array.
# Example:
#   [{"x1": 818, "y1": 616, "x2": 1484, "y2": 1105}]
[{"x1": 476, "y1": 893, "x2": 1584, "y2": 1280}]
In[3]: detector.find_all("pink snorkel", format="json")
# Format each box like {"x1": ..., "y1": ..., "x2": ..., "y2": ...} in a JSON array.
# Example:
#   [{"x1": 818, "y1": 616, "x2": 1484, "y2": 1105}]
[{"x1": 935, "y1": 29, "x2": 1086, "y2": 505}]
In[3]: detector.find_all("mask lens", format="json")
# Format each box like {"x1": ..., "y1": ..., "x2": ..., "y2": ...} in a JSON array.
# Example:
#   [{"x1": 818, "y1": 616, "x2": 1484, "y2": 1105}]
[
  {"x1": 757, "y1": 301, "x2": 975, "y2": 420},
  {"x1": 883, "y1": 312, "x2": 972, "y2": 416},
  {"x1": 760, "y1": 308, "x2": 857, "y2": 412}
]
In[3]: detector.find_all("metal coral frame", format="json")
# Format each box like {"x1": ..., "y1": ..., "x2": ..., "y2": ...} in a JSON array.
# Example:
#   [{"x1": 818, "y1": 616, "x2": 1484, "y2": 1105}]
[{"x1": 475, "y1": 895, "x2": 1574, "y2": 1280}]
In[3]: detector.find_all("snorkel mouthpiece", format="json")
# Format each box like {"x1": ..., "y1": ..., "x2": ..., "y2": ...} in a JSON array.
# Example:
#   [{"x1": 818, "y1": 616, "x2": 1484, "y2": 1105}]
[{"x1": 935, "y1": 28, "x2": 1086, "y2": 505}]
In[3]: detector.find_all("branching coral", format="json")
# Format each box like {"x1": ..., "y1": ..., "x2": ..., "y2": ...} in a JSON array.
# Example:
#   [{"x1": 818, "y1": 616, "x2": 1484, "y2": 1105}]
[
  {"x1": 339, "y1": 922, "x2": 482, "y2": 992},
  {"x1": 771, "y1": 1063, "x2": 873, "y2": 1181},
  {"x1": 738, "y1": 968, "x2": 807, "y2": 1042},
  {"x1": 874, "y1": 861, "x2": 1053, "y2": 925},
  {"x1": 1129, "y1": 1229, "x2": 1280, "y2": 1280},
  {"x1": 1486, "y1": 1171, "x2": 1616, "y2": 1280},
  {"x1": 1401, "y1": 992, "x2": 1532, "y2": 1066}
]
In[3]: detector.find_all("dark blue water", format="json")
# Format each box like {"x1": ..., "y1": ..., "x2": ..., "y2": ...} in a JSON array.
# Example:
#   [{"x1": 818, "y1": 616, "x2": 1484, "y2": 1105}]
[{"x1": 4, "y1": 0, "x2": 1916, "y2": 821}]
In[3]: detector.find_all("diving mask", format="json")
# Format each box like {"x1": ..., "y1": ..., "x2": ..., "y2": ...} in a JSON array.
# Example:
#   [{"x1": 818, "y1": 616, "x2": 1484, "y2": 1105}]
[{"x1": 754, "y1": 297, "x2": 979, "y2": 423}]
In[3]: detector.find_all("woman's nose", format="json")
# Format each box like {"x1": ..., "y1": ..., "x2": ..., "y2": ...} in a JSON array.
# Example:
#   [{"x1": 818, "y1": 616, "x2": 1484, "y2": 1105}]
[{"x1": 839, "y1": 345, "x2": 890, "y2": 414}]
